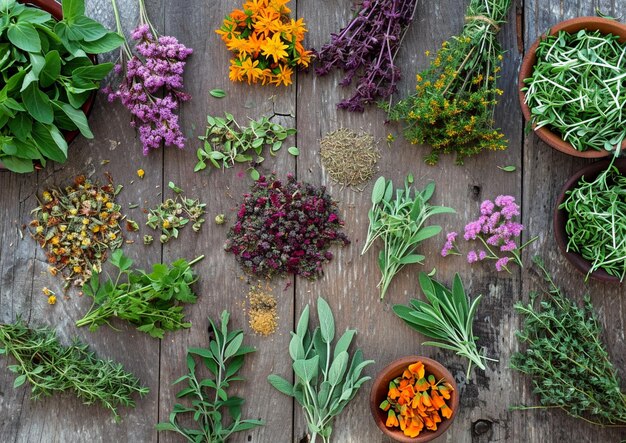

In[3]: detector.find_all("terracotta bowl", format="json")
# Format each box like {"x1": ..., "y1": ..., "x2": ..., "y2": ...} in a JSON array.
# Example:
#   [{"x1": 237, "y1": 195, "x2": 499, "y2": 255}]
[
  {"x1": 553, "y1": 158, "x2": 626, "y2": 283},
  {"x1": 370, "y1": 356, "x2": 459, "y2": 442},
  {"x1": 519, "y1": 17, "x2": 626, "y2": 158},
  {"x1": 0, "y1": 0, "x2": 97, "y2": 171}
]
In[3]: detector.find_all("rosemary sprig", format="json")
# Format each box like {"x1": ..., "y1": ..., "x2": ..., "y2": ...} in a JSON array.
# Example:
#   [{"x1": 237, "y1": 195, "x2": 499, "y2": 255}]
[
  {"x1": 0, "y1": 320, "x2": 148, "y2": 421},
  {"x1": 362, "y1": 176, "x2": 455, "y2": 298},
  {"x1": 156, "y1": 311, "x2": 264, "y2": 441},
  {"x1": 393, "y1": 272, "x2": 495, "y2": 379},
  {"x1": 511, "y1": 257, "x2": 626, "y2": 426}
]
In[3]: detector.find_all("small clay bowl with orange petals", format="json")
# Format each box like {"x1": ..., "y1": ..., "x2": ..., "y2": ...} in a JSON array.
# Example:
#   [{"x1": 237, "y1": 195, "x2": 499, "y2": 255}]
[{"x1": 370, "y1": 356, "x2": 459, "y2": 442}]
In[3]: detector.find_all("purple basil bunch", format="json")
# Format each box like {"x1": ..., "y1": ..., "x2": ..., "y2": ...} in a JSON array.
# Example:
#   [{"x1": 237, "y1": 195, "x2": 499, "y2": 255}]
[
  {"x1": 225, "y1": 174, "x2": 350, "y2": 279},
  {"x1": 105, "y1": 24, "x2": 193, "y2": 154},
  {"x1": 315, "y1": 0, "x2": 418, "y2": 112},
  {"x1": 441, "y1": 195, "x2": 536, "y2": 272}
]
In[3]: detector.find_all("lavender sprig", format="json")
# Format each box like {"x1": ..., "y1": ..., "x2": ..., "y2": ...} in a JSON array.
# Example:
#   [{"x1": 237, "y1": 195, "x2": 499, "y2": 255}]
[
  {"x1": 105, "y1": 0, "x2": 193, "y2": 154},
  {"x1": 315, "y1": 0, "x2": 418, "y2": 112}
]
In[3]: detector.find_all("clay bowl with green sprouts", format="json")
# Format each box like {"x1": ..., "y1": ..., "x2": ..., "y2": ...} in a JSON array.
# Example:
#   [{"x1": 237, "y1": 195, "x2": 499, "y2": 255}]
[
  {"x1": 519, "y1": 17, "x2": 626, "y2": 158},
  {"x1": 554, "y1": 158, "x2": 626, "y2": 283}
]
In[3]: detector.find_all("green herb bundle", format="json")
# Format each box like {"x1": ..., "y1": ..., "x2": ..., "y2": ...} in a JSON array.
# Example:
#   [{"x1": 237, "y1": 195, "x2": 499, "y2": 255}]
[
  {"x1": 560, "y1": 160, "x2": 626, "y2": 281},
  {"x1": 76, "y1": 250, "x2": 203, "y2": 338},
  {"x1": 0, "y1": 319, "x2": 148, "y2": 421},
  {"x1": 362, "y1": 176, "x2": 454, "y2": 299},
  {"x1": 157, "y1": 311, "x2": 264, "y2": 442},
  {"x1": 394, "y1": 273, "x2": 494, "y2": 379},
  {"x1": 268, "y1": 297, "x2": 374, "y2": 443},
  {"x1": 0, "y1": 0, "x2": 123, "y2": 172},
  {"x1": 523, "y1": 30, "x2": 626, "y2": 152},
  {"x1": 196, "y1": 113, "x2": 297, "y2": 180},
  {"x1": 388, "y1": 0, "x2": 511, "y2": 164},
  {"x1": 511, "y1": 257, "x2": 626, "y2": 426}
]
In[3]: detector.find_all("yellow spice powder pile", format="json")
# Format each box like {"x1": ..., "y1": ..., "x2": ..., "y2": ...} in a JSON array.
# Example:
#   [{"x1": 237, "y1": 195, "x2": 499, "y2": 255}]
[{"x1": 247, "y1": 281, "x2": 278, "y2": 336}]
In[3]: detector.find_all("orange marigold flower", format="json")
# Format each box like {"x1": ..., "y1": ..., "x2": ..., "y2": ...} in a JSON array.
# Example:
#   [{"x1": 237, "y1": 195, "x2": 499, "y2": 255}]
[
  {"x1": 404, "y1": 417, "x2": 424, "y2": 438},
  {"x1": 408, "y1": 361, "x2": 425, "y2": 378}
]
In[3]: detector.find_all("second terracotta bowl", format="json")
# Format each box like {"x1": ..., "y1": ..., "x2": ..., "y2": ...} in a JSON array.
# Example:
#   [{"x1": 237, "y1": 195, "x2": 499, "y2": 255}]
[
  {"x1": 554, "y1": 158, "x2": 626, "y2": 283},
  {"x1": 370, "y1": 356, "x2": 459, "y2": 442},
  {"x1": 519, "y1": 17, "x2": 626, "y2": 158}
]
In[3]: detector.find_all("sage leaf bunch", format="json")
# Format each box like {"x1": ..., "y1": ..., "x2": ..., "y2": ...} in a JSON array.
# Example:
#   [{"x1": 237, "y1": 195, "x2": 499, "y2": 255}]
[
  {"x1": 0, "y1": 319, "x2": 148, "y2": 421},
  {"x1": 268, "y1": 297, "x2": 374, "y2": 443},
  {"x1": 511, "y1": 257, "x2": 626, "y2": 426},
  {"x1": 156, "y1": 311, "x2": 264, "y2": 442},
  {"x1": 0, "y1": 0, "x2": 123, "y2": 172},
  {"x1": 76, "y1": 250, "x2": 204, "y2": 338},
  {"x1": 393, "y1": 272, "x2": 495, "y2": 379},
  {"x1": 362, "y1": 176, "x2": 455, "y2": 298}
]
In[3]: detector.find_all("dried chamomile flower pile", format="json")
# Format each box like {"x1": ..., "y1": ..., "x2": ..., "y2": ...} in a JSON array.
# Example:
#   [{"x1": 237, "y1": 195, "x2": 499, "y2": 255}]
[
  {"x1": 30, "y1": 175, "x2": 124, "y2": 288},
  {"x1": 225, "y1": 174, "x2": 349, "y2": 279},
  {"x1": 146, "y1": 182, "x2": 206, "y2": 244}
]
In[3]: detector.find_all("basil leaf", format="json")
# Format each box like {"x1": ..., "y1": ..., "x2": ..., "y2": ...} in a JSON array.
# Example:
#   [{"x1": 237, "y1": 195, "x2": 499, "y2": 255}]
[
  {"x1": 78, "y1": 32, "x2": 124, "y2": 54},
  {"x1": 55, "y1": 102, "x2": 93, "y2": 139},
  {"x1": 22, "y1": 83, "x2": 53, "y2": 124},
  {"x1": 17, "y1": 8, "x2": 52, "y2": 24},
  {"x1": 7, "y1": 112, "x2": 31, "y2": 140},
  {"x1": 61, "y1": 0, "x2": 84, "y2": 23},
  {"x1": 72, "y1": 62, "x2": 114, "y2": 81},
  {"x1": 7, "y1": 22, "x2": 40, "y2": 52},
  {"x1": 1, "y1": 155, "x2": 33, "y2": 173},
  {"x1": 70, "y1": 16, "x2": 108, "y2": 42},
  {"x1": 31, "y1": 122, "x2": 67, "y2": 162},
  {"x1": 40, "y1": 50, "x2": 61, "y2": 87}
]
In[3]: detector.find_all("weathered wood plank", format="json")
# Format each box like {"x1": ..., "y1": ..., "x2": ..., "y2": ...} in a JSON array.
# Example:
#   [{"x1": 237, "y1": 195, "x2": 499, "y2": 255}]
[
  {"x1": 295, "y1": 0, "x2": 522, "y2": 441},
  {"x1": 520, "y1": 0, "x2": 626, "y2": 442},
  {"x1": 0, "y1": 1, "x2": 162, "y2": 441},
  {"x1": 158, "y1": 1, "x2": 296, "y2": 442}
]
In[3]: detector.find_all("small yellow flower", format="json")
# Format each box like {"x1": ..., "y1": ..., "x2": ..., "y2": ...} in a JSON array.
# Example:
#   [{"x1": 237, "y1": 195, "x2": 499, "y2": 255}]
[
  {"x1": 36, "y1": 226, "x2": 44, "y2": 234},
  {"x1": 387, "y1": 133, "x2": 395, "y2": 143},
  {"x1": 162, "y1": 220, "x2": 171, "y2": 229},
  {"x1": 82, "y1": 218, "x2": 90, "y2": 225},
  {"x1": 73, "y1": 266, "x2": 82, "y2": 274},
  {"x1": 81, "y1": 238, "x2": 91, "y2": 246},
  {"x1": 48, "y1": 266, "x2": 58, "y2": 276},
  {"x1": 137, "y1": 169, "x2": 145, "y2": 179},
  {"x1": 69, "y1": 208, "x2": 78, "y2": 216},
  {"x1": 59, "y1": 225, "x2": 67, "y2": 232},
  {"x1": 424, "y1": 50, "x2": 430, "y2": 56},
  {"x1": 106, "y1": 202, "x2": 114, "y2": 209},
  {"x1": 108, "y1": 232, "x2": 117, "y2": 240},
  {"x1": 42, "y1": 191, "x2": 52, "y2": 202},
  {"x1": 48, "y1": 295, "x2": 56, "y2": 305},
  {"x1": 42, "y1": 287, "x2": 53, "y2": 296},
  {"x1": 92, "y1": 225, "x2": 100, "y2": 233}
]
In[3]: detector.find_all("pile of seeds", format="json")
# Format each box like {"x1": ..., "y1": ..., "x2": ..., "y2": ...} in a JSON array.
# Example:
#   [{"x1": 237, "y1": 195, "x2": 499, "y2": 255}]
[
  {"x1": 30, "y1": 175, "x2": 124, "y2": 288},
  {"x1": 320, "y1": 128, "x2": 380, "y2": 188},
  {"x1": 247, "y1": 281, "x2": 278, "y2": 336},
  {"x1": 146, "y1": 183, "x2": 206, "y2": 244}
]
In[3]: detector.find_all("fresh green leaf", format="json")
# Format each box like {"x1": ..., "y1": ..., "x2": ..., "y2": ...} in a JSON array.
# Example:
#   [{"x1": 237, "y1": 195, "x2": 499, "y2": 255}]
[
  {"x1": 267, "y1": 374, "x2": 294, "y2": 396},
  {"x1": 497, "y1": 165, "x2": 516, "y2": 172},
  {"x1": 7, "y1": 22, "x2": 40, "y2": 52},
  {"x1": 22, "y1": 83, "x2": 53, "y2": 124},
  {"x1": 288, "y1": 146, "x2": 299, "y2": 156},
  {"x1": 55, "y1": 102, "x2": 93, "y2": 138},
  {"x1": 317, "y1": 297, "x2": 335, "y2": 344},
  {"x1": 78, "y1": 32, "x2": 124, "y2": 54},
  {"x1": 61, "y1": 0, "x2": 85, "y2": 22},
  {"x1": 209, "y1": 89, "x2": 226, "y2": 98}
]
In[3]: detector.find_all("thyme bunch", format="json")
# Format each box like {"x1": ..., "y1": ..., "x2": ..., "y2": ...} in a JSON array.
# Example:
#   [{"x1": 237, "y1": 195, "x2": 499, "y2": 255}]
[
  {"x1": 511, "y1": 257, "x2": 626, "y2": 427},
  {"x1": 0, "y1": 320, "x2": 148, "y2": 421}
]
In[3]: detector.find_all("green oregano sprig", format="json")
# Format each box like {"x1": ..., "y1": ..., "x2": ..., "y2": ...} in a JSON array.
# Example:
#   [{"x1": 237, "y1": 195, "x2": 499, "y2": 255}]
[
  {"x1": 0, "y1": 319, "x2": 148, "y2": 421},
  {"x1": 156, "y1": 311, "x2": 264, "y2": 442},
  {"x1": 560, "y1": 159, "x2": 626, "y2": 281},
  {"x1": 393, "y1": 272, "x2": 495, "y2": 379},
  {"x1": 510, "y1": 257, "x2": 626, "y2": 427},
  {"x1": 196, "y1": 113, "x2": 297, "y2": 180},
  {"x1": 76, "y1": 250, "x2": 204, "y2": 338},
  {"x1": 362, "y1": 175, "x2": 455, "y2": 298},
  {"x1": 523, "y1": 29, "x2": 626, "y2": 152},
  {"x1": 268, "y1": 297, "x2": 374, "y2": 443}
]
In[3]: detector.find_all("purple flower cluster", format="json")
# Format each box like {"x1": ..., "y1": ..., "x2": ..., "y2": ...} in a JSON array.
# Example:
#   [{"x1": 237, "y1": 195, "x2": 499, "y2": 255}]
[
  {"x1": 315, "y1": 0, "x2": 417, "y2": 112},
  {"x1": 441, "y1": 195, "x2": 533, "y2": 273},
  {"x1": 225, "y1": 174, "x2": 350, "y2": 279},
  {"x1": 105, "y1": 25, "x2": 193, "y2": 154}
]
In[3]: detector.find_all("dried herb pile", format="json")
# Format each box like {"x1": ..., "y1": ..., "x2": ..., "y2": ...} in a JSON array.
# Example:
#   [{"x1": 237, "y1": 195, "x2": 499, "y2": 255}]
[
  {"x1": 315, "y1": 0, "x2": 418, "y2": 112},
  {"x1": 0, "y1": 319, "x2": 148, "y2": 421},
  {"x1": 225, "y1": 174, "x2": 349, "y2": 279},
  {"x1": 511, "y1": 258, "x2": 626, "y2": 426},
  {"x1": 320, "y1": 128, "x2": 380, "y2": 188},
  {"x1": 30, "y1": 175, "x2": 124, "y2": 288},
  {"x1": 247, "y1": 281, "x2": 278, "y2": 336}
]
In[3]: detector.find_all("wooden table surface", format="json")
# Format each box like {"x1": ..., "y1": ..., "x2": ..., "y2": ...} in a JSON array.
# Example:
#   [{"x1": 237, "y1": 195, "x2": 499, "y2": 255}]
[{"x1": 2, "y1": 1, "x2": 626, "y2": 442}]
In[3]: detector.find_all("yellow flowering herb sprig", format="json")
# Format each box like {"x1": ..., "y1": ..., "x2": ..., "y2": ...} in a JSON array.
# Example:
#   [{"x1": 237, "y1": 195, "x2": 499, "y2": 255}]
[
  {"x1": 29, "y1": 175, "x2": 124, "y2": 289},
  {"x1": 216, "y1": 0, "x2": 312, "y2": 86},
  {"x1": 388, "y1": 0, "x2": 512, "y2": 165}
]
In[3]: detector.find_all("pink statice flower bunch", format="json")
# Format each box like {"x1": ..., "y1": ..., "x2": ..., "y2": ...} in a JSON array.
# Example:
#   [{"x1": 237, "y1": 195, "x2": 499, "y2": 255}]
[
  {"x1": 105, "y1": 23, "x2": 193, "y2": 155},
  {"x1": 441, "y1": 195, "x2": 536, "y2": 272}
]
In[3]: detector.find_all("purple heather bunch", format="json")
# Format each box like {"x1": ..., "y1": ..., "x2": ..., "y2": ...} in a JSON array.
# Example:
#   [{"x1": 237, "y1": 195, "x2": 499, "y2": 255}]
[
  {"x1": 106, "y1": 0, "x2": 193, "y2": 154},
  {"x1": 441, "y1": 195, "x2": 536, "y2": 272},
  {"x1": 315, "y1": 0, "x2": 418, "y2": 112},
  {"x1": 225, "y1": 174, "x2": 350, "y2": 279}
]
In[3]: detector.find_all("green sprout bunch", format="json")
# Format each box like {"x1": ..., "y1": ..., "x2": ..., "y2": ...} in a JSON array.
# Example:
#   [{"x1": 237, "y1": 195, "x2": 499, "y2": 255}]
[{"x1": 388, "y1": 0, "x2": 512, "y2": 165}]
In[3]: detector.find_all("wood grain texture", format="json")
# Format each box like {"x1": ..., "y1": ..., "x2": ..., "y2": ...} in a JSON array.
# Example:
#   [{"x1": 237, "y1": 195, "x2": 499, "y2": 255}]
[{"x1": 1, "y1": 0, "x2": 626, "y2": 442}]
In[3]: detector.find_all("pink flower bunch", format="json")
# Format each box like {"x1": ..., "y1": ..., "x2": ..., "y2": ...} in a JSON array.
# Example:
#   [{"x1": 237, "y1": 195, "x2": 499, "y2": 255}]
[
  {"x1": 105, "y1": 24, "x2": 193, "y2": 154},
  {"x1": 441, "y1": 195, "x2": 535, "y2": 272}
]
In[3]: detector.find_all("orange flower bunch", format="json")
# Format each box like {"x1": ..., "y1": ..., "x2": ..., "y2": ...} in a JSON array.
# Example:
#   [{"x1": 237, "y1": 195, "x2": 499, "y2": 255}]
[
  {"x1": 216, "y1": 0, "x2": 311, "y2": 86},
  {"x1": 380, "y1": 361, "x2": 454, "y2": 438}
]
